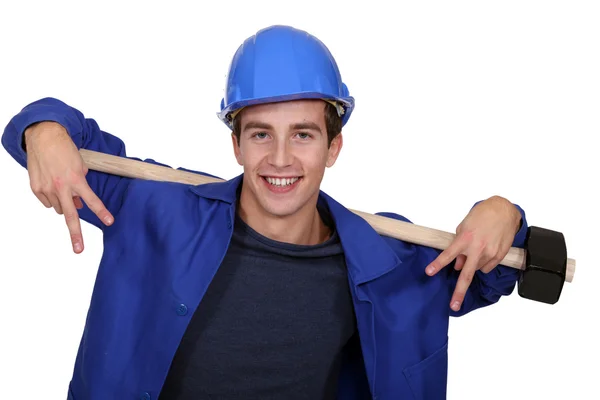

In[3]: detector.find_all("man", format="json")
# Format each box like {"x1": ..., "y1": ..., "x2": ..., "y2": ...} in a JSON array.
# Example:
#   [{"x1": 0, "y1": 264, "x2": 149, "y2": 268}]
[{"x1": 2, "y1": 25, "x2": 526, "y2": 399}]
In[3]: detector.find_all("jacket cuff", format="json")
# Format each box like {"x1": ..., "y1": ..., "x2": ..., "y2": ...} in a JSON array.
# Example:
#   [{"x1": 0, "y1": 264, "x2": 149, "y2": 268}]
[
  {"x1": 511, "y1": 203, "x2": 528, "y2": 248},
  {"x1": 9, "y1": 99, "x2": 85, "y2": 160}
]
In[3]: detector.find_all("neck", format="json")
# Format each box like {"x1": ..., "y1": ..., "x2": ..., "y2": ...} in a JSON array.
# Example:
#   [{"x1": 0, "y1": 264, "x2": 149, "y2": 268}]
[{"x1": 237, "y1": 188, "x2": 330, "y2": 246}]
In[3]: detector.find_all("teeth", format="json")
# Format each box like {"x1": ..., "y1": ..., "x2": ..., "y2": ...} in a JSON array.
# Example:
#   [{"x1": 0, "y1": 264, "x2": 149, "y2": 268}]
[{"x1": 265, "y1": 177, "x2": 299, "y2": 187}]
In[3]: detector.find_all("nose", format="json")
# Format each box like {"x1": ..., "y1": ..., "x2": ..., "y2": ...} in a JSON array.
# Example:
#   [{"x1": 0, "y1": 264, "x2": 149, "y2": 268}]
[{"x1": 267, "y1": 139, "x2": 293, "y2": 168}]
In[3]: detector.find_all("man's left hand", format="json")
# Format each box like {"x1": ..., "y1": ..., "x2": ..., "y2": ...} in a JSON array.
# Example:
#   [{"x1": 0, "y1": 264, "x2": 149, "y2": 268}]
[{"x1": 425, "y1": 196, "x2": 522, "y2": 312}]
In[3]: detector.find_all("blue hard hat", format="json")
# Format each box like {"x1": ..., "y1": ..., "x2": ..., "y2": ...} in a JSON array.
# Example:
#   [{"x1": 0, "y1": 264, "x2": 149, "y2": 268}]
[{"x1": 217, "y1": 25, "x2": 355, "y2": 129}]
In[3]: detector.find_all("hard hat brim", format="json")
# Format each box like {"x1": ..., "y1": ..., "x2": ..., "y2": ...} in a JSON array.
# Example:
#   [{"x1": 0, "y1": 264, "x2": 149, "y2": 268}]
[{"x1": 217, "y1": 92, "x2": 355, "y2": 130}]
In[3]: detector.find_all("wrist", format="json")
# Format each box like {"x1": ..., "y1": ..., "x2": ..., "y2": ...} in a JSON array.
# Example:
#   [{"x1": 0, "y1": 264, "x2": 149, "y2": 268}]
[
  {"x1": 487, "y1": 195, "x2": 522, "y2": 234},
  {"x1": 496, "y1": 196, "x2": 523, "y2": 235},
  {"x1": 23, "y1": 121, "x2": 67, "y2": 149},
  {"x1": 25, "y1": 121, "x2": 64, "y2": 137}
]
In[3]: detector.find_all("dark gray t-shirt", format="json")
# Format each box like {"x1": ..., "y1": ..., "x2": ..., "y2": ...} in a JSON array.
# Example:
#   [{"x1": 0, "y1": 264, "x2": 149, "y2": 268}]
[{"x1": 159, "y1": 208, "x2": 357, "y2": 399}]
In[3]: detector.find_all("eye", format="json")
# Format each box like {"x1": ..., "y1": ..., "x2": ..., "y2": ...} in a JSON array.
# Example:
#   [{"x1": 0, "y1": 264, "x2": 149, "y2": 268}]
[
  {"x1": 253, "y1": 132, "x2": 268, "y2": 139},
  {"x1": 296, "y1": 132, "x2": 311, "y2": 139}
]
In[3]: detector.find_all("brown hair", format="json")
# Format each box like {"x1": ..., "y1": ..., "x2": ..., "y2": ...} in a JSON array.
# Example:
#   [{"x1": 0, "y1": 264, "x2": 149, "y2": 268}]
[{"x1": 232, "y1": 101, "x2": 342, "y2": 147}]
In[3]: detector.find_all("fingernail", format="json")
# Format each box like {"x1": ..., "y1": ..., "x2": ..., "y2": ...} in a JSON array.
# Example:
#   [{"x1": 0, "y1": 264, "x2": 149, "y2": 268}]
[
  {"x1": 104, "y1": 216, "x2": 113, "y2": 225},
  {"x1": 452, "y1": 301, "x2": 460, "y2": 310},
  {"x1": 426, "y1": 266, "x2": 435, "y2": 275},
  {"x1": 74, "y1": 242, "x2": 82, "y2": 252}
]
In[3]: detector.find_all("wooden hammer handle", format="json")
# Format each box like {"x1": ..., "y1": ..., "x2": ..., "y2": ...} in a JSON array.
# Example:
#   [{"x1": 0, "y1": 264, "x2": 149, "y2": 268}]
[{"x1": 79, "y1": 149, "x2": 576, "y2": 283}]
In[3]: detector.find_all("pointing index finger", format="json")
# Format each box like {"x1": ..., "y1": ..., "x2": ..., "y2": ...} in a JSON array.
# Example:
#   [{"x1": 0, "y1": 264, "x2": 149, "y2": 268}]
[
  {"x1": 450, "y1": 253, "x2": 480, "y2": 311},
  {"x1": 426, "y1": 234, "x2": 466, "y2": 276},
  {"x1": 59, "y1": 190, "x2": 84, "y2": 253},
  {"x1": 77, "y1": 182, "x2": 114, "y2": 226}
]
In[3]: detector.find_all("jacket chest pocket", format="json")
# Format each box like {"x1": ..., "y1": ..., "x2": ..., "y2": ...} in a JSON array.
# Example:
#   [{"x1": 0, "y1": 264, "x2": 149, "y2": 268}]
[{"x1": 402, "y1": 339, "x2": 449, "y2": 400}]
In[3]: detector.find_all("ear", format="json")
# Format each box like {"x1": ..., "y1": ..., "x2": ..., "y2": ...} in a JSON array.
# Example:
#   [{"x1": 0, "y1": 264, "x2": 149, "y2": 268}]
[
  {"x1": 231, "y1": 133, "x2": 243, "y2": 166},
  {"x1": 326, "y1": 133, "x2": 343, "y2": 168}
]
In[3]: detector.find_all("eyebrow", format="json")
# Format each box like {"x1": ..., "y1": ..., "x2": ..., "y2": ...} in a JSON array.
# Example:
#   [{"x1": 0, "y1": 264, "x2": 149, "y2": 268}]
[
  {"x1": 242, "y1": 121, "x2": 272, "y2": 132},
  {"x1": 290, "y1": 122, "x2": 322, "y2": 133},
  {"x1": 242, "y1": 121, "x2": 322, "y2": 133}
]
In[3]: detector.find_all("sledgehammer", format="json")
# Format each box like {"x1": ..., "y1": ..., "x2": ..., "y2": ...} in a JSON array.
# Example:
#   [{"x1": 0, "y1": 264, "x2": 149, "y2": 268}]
[{"x1": 78, "y1": 148, "x2": 576, "y2": 304}]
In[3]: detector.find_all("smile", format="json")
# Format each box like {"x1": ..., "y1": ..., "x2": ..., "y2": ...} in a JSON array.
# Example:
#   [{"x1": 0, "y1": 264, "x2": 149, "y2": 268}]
[
  {"x1": 260, "y1": 176, "x2": 303, "y2": 193},
  {"x1": 264, "y1": 177, "x2": 300, "y2": 187}
]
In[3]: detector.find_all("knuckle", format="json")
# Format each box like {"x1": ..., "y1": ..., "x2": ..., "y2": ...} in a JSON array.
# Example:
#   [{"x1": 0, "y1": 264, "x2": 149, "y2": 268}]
[
  {"x1": 87, "y1": 199, "x2": 103, "y2": 213},
  {"x1": 477, "y1": 239, "x2": 488, "y2": 253},
  {"x1": 453, "y1": 290, "x2": 465, "y2": 302},
  {"x1": 461, "y1": 273, "x2": 473, "y2": 285},
  {"x1": 64, "y1": 211, "x2": 79, "y2": 223},
  {"x1": 485, "y1": 258, "x2": 501, "y2": 272},
  {"x1": 460, "y1": 229, "x2": 475, "y2": 242},
  {"x1": 68, "y1": 170, "x2": 84, "y2": 185},
  {"x1": 493, "y1": 253, "x2": 503, "y2": 264},
  {"x1": 483, "y1": 246, "x2": 497, "y2": 260},
  {"x1": 30, "y1": 182, "x2": 41, "y2": 193},
  {"x1": 437, "y1": 253, "x2": 451, "y2": 266},
  {"x1": 88, "y1": 195, "x2": 102, "y2": 208},
  {"x1": 498, "y1": 245, "x2": 510, "y2": 259},
  {"x1": 42, "y1": 183, "x2": 53, "y2": 194},
  {"x1": 52, "y1": 176, "x2": 64, "y2": 191}
]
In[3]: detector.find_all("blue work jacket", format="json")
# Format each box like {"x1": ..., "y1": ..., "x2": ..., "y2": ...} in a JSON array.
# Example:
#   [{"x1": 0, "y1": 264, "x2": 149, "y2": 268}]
[{"x1": 2, "y1": 98, "x2": 528, "y2": 400}]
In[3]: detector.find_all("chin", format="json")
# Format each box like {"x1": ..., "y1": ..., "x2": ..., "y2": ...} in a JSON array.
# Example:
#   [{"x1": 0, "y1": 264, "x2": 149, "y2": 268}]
[{"x1": 260, "y1": 198, "x2": 305, "y2": 218}]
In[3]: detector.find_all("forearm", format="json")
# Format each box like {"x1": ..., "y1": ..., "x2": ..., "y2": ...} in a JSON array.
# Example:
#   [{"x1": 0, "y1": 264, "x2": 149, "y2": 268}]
[{"x1": 3, "y1": 97, "x2": 128, "y2": 165}]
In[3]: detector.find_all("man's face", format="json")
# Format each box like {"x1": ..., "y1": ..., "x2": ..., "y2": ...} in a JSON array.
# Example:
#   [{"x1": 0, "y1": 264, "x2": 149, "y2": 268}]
[{"x1": 232, "y1": 99, "x2": 343, "y2": 218}]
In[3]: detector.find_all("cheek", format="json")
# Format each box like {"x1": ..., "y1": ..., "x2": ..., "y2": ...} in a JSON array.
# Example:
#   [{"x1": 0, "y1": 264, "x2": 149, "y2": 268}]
[
  {"x1": 296, "y1": 147, "x2": 329, "y2": 173},
  {"x1": 237, "y1": 144, "x2": 263, "y2": 166}
]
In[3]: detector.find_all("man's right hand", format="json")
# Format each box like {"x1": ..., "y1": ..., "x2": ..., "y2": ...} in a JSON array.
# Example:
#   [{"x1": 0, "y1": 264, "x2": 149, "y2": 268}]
[{"x1": 24, "y1": 121, "x2": 114, "y2": 253}]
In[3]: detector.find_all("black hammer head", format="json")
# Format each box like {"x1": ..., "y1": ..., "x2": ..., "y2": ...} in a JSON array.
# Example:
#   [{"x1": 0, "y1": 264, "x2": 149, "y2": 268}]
[{"x1": 518, "y1": 226, "x2": 567, "y2": 304}]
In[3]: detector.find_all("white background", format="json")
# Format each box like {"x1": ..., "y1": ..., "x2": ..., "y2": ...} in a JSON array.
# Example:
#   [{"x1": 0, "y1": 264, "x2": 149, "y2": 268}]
[{"x1": 1, "y1": 1, "x2": 598, "y2": 399}]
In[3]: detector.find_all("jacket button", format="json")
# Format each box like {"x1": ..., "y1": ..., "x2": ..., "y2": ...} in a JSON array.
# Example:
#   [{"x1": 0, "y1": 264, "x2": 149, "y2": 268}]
[
  {"x1": 140, "y1": 392, "x2": 151, "y2": 400},
  {"x1": 176, "y1": 304, "x2": 188, "y2": 316}
]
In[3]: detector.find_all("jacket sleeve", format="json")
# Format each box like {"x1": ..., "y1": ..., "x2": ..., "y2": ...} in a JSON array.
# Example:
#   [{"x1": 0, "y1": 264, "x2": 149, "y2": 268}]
[
  {"x1": 376, "y1": 202, "x2": 528, "y2": 317},
  {"x1": 1, "y1": 97, "x2": 214, "y2": 229}
]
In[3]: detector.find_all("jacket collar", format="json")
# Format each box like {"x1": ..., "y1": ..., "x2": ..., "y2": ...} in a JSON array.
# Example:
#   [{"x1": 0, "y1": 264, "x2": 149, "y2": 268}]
[{"x1": 189, "y1": 174, "x2": 402, "y2": 284}]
